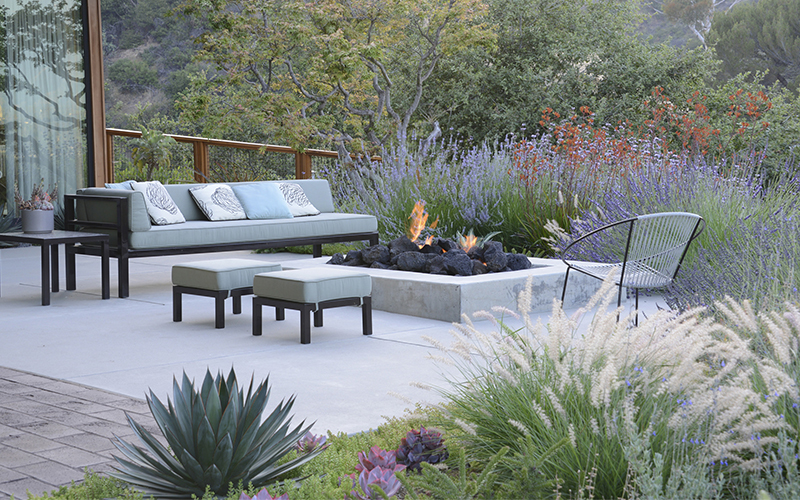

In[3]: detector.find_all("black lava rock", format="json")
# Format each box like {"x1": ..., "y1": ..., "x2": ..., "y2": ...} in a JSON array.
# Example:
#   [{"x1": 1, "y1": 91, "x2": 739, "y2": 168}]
[
  {"x1": 506, "y1": 253, "x2": 533, "y2": 271},
  {"x1": 327, "y1": 253, "x2": 345, "y2": 265},
  {"x1": 343, "y1": 249, "x2": 364, "y2": 266},
  {"x1": 429, "y1": 255, "x2": 447, "y2": 274},
  {"x1": 485, "y1": 249, "x2": 508, "y2": 272},
  {"x1": 362, "y1": 245, "x2": 390, "y2": 265},
  {"x1": 370, "y1": 261, "x2": 390, "y2": 269},
  {"x1": 443, "y1": 250, "x2": 473, "y2": 276},
  {"x1": 389, "y1": 236, "x2": 420, "y2": 257},
  {"x1": 437, "y1": 238, "x2": 459, "y2": 252},
  {"x1": 472, "y1": 259, "x2": 489, "y2": 275},
  {"x1": 467, "y1": 245, "x2": 485, "y2": 260},
  {"x1": 397, "y1": 251, "x2": 430, "y2": 272},
  {"x1": 419, "y1": 244, "x2": 444, "y2": 255}
]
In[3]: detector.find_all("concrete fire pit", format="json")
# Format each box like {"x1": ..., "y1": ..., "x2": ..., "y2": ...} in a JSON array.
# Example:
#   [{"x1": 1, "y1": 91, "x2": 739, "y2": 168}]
[{"x1": 286, "y1": 257, "x2": 602, "y2": 323}]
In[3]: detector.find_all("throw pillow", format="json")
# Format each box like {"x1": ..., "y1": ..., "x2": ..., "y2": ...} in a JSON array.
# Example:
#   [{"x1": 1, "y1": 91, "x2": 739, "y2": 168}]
[
  {"x1": 278, "y1": 182, "x2": 320, "y2": 217},
  {"x1": 189, "y1": 184, "x2": 247, "y2": 221},
  {"x1": 104, "y1": 180, "x2": 134, "y2": 190},
  {"x1": 231, "y1": 183, "x2": 294, "y2": 220},
  {"x1": 131, "y1": 181, "x2": 186, "y2": 225}
]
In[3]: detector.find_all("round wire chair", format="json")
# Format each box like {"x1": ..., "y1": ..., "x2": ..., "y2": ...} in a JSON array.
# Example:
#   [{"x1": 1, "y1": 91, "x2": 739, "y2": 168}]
[{"x1": 560, "y1": 212, "x2": 705, "y2": 324}]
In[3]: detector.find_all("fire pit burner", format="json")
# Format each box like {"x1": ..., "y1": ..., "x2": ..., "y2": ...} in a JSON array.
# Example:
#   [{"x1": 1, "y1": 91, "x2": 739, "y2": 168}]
[{"x1": 327, "y1": 236, "x2": 532, "y2": 276}]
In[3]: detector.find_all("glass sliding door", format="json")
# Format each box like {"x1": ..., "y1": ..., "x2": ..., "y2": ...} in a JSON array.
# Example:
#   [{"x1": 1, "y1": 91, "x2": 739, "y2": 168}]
[{"x1": 1, "y1": 0, "x2": 87, "y2": 214}]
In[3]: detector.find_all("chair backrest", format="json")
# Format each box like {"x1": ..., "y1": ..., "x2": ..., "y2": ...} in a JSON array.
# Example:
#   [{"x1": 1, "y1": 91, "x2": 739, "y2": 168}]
[{"x1": 622, "y1": 212, "x2": 705, "y2": 288}]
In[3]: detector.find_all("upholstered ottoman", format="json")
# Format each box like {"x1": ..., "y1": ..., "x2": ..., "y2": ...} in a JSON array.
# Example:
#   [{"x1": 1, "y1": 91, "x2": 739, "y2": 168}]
[
  {"x1": 252, "y1": 268, "x2": 372, "y2": 344},
  {"x1": 172, "y1": 259, "x2": 281, "y2": 328}
]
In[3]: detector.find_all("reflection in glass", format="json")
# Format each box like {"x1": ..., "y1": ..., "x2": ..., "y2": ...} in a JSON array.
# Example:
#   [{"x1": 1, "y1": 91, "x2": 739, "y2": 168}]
[{"x1": 1, "y1": 0, "x2": 87, "y2": 213}]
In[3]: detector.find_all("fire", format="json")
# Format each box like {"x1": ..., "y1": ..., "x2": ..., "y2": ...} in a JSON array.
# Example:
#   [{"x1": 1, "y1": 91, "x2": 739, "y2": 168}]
[
  {"x1": 460, "y1": 233, "x2": 478, "y2": 252},
  {"x1": 408, "y1": 200, "x2": 438, "y2": 248}
]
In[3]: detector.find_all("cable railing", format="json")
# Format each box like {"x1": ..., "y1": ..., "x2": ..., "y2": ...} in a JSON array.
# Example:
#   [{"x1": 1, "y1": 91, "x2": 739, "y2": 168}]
[{"x1": 105, "y1": 128, "x2": 370, "y2": 183}]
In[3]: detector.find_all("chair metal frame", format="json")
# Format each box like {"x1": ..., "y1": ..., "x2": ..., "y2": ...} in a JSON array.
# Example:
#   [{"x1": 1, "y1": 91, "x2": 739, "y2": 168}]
[{"x1": 560, "y1": 212, "x2": 705, "y2": 323}]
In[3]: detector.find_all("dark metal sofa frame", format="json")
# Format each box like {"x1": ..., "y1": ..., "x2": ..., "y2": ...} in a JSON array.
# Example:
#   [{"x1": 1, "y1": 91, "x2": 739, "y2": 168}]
[{"x1": 64, "y1": 193, "x2": 379, "y2": 298}]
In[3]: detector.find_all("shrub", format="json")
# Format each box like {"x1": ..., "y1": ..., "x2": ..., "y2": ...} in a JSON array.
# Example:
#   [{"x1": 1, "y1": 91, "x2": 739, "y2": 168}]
[
  {"x1": 108, "y1": 59, "x2": 159, "y2": 93},
  {"x1": 421, "y1": 277, "x2": 800, "y2": 498}
]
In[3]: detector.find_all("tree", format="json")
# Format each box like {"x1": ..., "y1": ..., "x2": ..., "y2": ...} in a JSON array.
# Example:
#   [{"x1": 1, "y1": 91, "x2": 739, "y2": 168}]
[
  {"x1": 176, "y1": 0, "x2": 494, "y2": 153},
  {"x1": 707, "y1": 0, "x2": 800, "y2": 91},
  {"x1": 418, "y1": 0, "x2": 715, "y2": 143},
  {"x1": 660, "y1": 0, "x2": 745, "y2": 48}
]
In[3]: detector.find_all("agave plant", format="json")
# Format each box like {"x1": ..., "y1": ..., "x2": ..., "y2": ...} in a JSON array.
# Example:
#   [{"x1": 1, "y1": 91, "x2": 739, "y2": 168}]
[
  {"x1": 396, "y1": 427, "x2": 449, "y2": 472},
  {"x1": 111, "y1": 369, "x2": 324, "y2": 498},
  {"x1": 356, "y1": 446, "x2": 406, "y2": 473}
]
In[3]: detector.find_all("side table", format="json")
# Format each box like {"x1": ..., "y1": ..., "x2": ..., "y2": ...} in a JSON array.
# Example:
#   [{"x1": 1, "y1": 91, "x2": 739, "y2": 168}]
[{"x1": 0, "y1": 230, "x2": 110, "y2": 306}]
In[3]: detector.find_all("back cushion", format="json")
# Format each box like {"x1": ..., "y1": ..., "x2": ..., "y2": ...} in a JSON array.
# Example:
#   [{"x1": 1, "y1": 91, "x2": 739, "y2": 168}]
[{"x1": 164, "y1": 184, "x2": 205, "y2": 221}]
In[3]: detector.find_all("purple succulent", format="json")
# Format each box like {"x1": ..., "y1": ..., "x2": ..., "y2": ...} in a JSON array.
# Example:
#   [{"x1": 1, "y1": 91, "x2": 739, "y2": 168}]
[
  {"x1": 396, "y1": 427, "x2": 449, "y2": 472},
  {"x1": 356, "y1": 446, "x2": 406, "y2": 473},
  {"x1": 239, "y1": 487, "x2": 289, "y2": 500},
  {"x1": 353, "y1": 466, "x2": 402, "y2": 499},
  {"x1": 294, "y1": 431, "x2": 328, "y2": 454}
]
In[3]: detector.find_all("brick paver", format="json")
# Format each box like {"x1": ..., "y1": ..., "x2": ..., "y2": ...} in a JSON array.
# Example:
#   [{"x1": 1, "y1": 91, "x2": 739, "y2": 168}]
[{"x1": 0, "y1": 367, "x2": 157, "y2": 500}]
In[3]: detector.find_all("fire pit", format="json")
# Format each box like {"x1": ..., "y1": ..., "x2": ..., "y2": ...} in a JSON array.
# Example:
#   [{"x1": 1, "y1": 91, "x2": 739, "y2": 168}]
[{"x1": 327, "y1": 236, "x2": 532, "y2": 276}]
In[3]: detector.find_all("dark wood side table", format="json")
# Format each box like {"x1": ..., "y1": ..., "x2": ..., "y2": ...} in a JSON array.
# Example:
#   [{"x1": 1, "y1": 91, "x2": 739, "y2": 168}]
[{"x1": 0, "y1": 230, "x2": 110, "y2": 305}]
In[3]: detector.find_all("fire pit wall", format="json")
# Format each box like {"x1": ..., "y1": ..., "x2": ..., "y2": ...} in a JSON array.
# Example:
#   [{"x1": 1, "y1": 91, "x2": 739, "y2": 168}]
[{"x1": 294, "y1": 237, "x2": 606, "y2": 323}]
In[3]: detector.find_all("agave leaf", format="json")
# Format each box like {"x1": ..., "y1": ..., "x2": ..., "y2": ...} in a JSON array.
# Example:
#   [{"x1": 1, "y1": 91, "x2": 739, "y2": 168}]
[
  {"x1": 111, "y1": 438, "x2": 197, "y2": 491},
  {"x1": 122, "y1": 413, "x2": 189, "y2": 478},
  {"x1": 229, "y1": 410, "x2": 265, "y2": 468},
  {"x1": 148, "y1": 390, "x2": 191, "y2": 456},
  {"x1": 203, "y1": 463, "x2": 224, "y2": 493},
  {"x1": 218, "y1": 391, "x2": 239, "y2": 442},
  {"x1": 180, "y1": 448, "x2": 206, "y2": 485},
  {"x1": 191, "y1": 390, "x2": 207, "y2": 448},
  {"x1": 172, "y1": 376, "x2": 195, "y2": 455},
  {"x1": 196, "y1": 416, "x2": 217, "y2": 467},
  {"x1": 200, "y1": 370, "x2": 215, "y2": 409},
  {"x1": 204, "y1": 378, "x2": 223, "y2": 437},
  {"x1": 212, "y1": 433, "x2": 234, "y2": 478}
]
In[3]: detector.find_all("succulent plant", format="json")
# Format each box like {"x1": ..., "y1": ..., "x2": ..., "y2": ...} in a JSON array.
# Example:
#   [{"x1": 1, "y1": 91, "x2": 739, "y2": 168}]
[
  {"x1": 239, "y1": 487, "x2": 289, "y2": 500},
  {"x1": 347, "y1": 466, "x2": 402, "y2": 500},
  {"x1": 111, "y1": 369, "x2": 323, "y2": 498},
  {"x1": 15, "y1": 180, "x2": 57, "y2": 211},
  {"x1": 356, "y1": 446, "x2": 406, "y2": 473},
  {"x1": 396, "y1": 427, "x2": 449, "y2": 472},
  {"x1": 295, "y1": 431, "x2": 327, "y2": 454}
]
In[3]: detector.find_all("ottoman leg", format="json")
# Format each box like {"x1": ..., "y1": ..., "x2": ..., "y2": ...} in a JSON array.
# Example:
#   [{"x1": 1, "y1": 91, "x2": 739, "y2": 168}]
[
  {"x1": 276, "y1": 307, "x2": 285, "y2": 321},
  {"x1": 300, "y1": 304, "x2": 313, "y2": 344},
  {"x1": 314, "y1": 308, "x2": 323, "y2": 327},
  {"x1": 173, "y1": 287, "x2": 182, "y2": 322},
  {"x1": 362, "y1": 296, "x2": 372, "y2": 336},
  {"x1": 252, "y1": 298, "x2": 262, "y2": 336},
  {"x1": 233, "y1": 293, "x2": 242, "y2": 314},
  {"x1": 215, "y1": 292, "x2": 226, "y2": 329}
]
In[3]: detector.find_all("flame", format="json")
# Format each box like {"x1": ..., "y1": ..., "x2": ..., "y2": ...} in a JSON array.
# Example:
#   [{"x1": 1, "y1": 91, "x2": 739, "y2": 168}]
[
  {"x1": 408, "y1": 200, "x2": 439, "y2": 248},
  {"x1": 461, "y1": 233, "x2": 478, "y2": 252}
]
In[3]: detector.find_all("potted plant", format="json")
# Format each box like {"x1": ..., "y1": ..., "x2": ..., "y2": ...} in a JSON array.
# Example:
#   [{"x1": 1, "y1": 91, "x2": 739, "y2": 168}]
[{"x1": 15, "y1": 180, "x2": 58, "y2": 234}]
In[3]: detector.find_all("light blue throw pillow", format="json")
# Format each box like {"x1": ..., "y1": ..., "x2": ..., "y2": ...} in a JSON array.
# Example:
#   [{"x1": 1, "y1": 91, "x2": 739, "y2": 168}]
[
  {"x1": 232, "y1": 183, "x2": 294, "y2": 220},
  {"x1": 105, "y1": 180, "x2": 134, "y2": 190}
]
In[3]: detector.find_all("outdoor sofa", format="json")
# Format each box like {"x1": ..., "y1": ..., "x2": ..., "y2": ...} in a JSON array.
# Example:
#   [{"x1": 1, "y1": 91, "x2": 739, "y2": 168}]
[{"x1": 64, "y1": 179, "x2": 379, "y2": 297}]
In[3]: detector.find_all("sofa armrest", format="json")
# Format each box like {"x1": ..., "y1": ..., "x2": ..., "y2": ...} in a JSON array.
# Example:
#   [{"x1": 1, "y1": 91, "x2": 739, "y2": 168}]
[{"x1": 75, "y1": 188, "x2": 151, "y2": 231}]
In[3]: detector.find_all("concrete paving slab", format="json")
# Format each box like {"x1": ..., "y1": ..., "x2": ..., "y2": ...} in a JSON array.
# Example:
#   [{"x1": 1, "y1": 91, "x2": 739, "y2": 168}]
[{"x1": 0, "y1": 477, "x2": 58, "y2": 500}]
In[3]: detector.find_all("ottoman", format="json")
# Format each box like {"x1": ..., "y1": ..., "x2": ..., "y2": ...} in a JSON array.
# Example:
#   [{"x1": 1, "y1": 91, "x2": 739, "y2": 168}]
[
  {"x1": 172, "y1": 259, "x2": 281, "y2": 328},
  {"x1": 252, "y1": 268, "x2": 372, "y2": 344}
]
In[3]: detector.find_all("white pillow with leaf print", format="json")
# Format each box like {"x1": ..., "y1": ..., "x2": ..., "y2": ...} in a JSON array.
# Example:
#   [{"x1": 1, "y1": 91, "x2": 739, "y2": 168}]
[
  {"x1": 131, "y1": 181, "x2": 186, "y2": 225},
  {"x1": 189, "y1": 184, "x2": 246, "y2": 221},
  {"x1": 278, "y1": 183, "x2": 320, "y2": 217}
]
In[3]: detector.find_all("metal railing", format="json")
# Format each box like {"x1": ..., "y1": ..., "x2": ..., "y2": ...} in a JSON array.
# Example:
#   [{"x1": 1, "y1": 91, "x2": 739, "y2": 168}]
[{"x1": 105, "y1": 128, "x2": 364, "y2": 183}]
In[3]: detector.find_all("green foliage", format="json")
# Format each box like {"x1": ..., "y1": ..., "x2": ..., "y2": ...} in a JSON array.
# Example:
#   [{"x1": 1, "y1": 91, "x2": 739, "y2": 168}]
[
  {"x1": 111, "y1": 368, "x2": 323, "y2": 498},
  {"x1": 397, "y1": 447, "x2": 508, "y2": 500},
  {"x1": 708, "y1": 0, "x2": 800, "y2": 92},
  {"x1": 129, "y1": 128, "x2": 179, "y2": 181},
  {"x1": 108, "y1": 59, "x2": 159, "y2": 93},
  {"x1": 26, "y1": 470, "x2": 145, "y2": 500}
]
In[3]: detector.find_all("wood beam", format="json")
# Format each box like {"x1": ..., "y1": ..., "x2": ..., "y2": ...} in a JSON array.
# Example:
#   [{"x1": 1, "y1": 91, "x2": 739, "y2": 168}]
[{"x1": 85, "y1": 0, "x2": 107, "y2": 187}]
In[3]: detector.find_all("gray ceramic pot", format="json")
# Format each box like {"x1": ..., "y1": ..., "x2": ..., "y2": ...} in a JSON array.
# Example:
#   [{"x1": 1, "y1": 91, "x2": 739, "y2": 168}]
[{"x1": 21, "y1": 209, "x2": 54, "y2": 234}]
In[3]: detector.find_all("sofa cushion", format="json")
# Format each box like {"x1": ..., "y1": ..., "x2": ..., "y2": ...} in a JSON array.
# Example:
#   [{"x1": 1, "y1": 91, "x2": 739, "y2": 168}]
[
  {"x1": 232, "y1": 183, "x2": 293, "y2": 220},
  {"x1": 132, "y1": 181, "x2": 186, "y2": 225},
  {"x1": 104, "y1": 180, "x2": 134, "y2": 190},
  {"x1": 128, "y1": 213, "x2": 377, "y2": 250},
  {"x1": 189, "y1": 184, "x2": 247, "y2": 221},
  {"x1": 279, "y1": 183, "x2": 320, "y2": 216}
]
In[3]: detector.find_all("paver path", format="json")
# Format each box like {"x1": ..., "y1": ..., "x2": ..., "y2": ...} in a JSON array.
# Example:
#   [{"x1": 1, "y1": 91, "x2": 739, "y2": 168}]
[{"x1": 0, "y1": 366, "x2": 158, "y2": 499}]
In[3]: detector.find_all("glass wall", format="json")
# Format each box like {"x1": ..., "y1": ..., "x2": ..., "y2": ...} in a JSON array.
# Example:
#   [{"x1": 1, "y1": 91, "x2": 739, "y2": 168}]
[{"x1": 1, "y1": 0, "x2": 87, "y2": 213}]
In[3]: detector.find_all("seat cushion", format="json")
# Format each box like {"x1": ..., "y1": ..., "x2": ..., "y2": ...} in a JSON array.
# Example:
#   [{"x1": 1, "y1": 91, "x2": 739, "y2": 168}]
[
  {"x1": 172, "y1": 259, "x2": 281, "y2": 291},
  {"x1": 253, "y1": 268, "x2": 371, "y2": 304}
]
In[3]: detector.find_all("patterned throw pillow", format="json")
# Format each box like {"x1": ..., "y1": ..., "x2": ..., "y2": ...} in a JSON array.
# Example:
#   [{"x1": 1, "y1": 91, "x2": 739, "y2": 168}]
[
  {"x1": 278, "y1": 183, "x2": 320, "y2": 217},
  {"x1": 131, "y1": 181, "x2": 186, "y2": 225},
  {"x1": 189, "y1": 184, "x2": 247, "y2": 221}
]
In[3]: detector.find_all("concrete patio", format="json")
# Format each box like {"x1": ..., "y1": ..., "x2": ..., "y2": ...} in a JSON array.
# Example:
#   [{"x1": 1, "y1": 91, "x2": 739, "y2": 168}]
[{"x1": 0, "y1": 243, "x2": 663, "y2": 499}]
